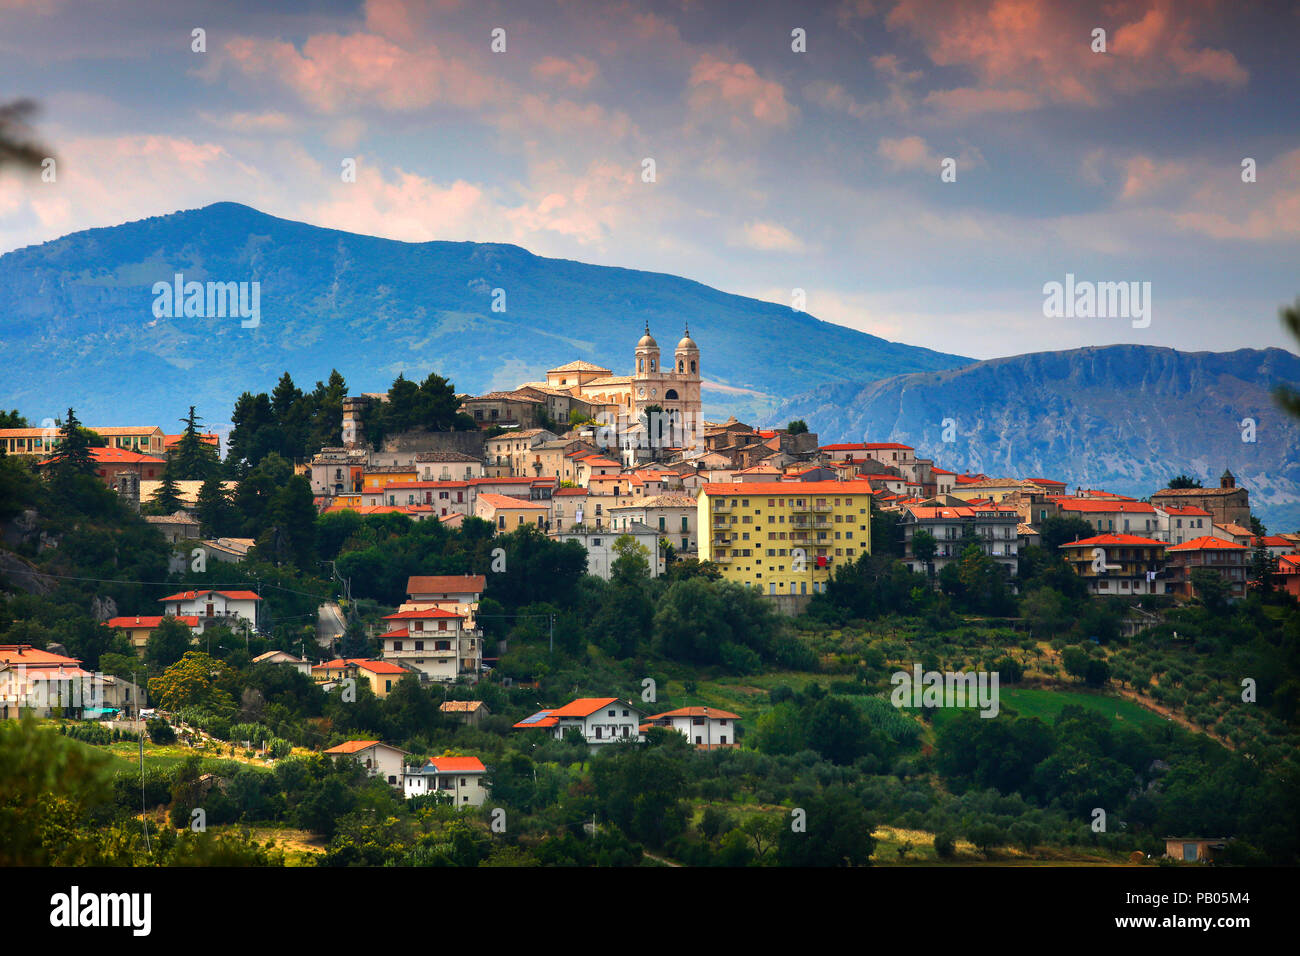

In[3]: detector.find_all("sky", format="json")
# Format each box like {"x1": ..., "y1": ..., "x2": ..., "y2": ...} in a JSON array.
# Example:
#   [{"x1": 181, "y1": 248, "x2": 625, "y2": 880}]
[{"x1": 0, "y1": 0, "x2": 1297, "y2": 361}]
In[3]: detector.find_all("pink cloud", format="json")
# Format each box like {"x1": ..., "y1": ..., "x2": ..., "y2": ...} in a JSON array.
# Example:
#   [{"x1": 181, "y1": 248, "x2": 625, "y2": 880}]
[
  {"x1": 886, "y1": 0, "x2": 1248, "y2": 111},
  {"x1": 688, "y1": 55, "x2": 794, "y2": 130},
  {"x1": 532, "y1": 55, "x2": 599, "y2": 89}
]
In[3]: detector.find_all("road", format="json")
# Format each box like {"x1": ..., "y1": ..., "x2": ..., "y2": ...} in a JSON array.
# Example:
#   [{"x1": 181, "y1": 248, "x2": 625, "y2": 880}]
[{"x1": 317, "y1": 602, "x2": 346, "y2": 651}]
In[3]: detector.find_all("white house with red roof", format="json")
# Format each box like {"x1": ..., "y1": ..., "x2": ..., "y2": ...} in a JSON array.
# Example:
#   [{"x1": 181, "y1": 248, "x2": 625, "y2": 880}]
[
  {"x1": 381, "y1": 606, "x2": 480, "y2": 681},
  {"x1": 0, "y1": 644, "x2": 97, "y2": 719},
  {"x1": 404, "y1": 575, "x2": 485, "y2": 626},
  {"x1": 1052, "y1": 498, "x2": 1159, "y2": 537},
  {"x1": 324, "y1": 739, "x2": 408, "y2": 787},
  {"x1": 642, "y1": 706, "x2": 741, "y2": 749},
  {"x1": 513, "y1": 697, "x2": 645, "y2": 747},
  {"x1": 1154, "y1": 504, "x2": 1213, "y2": 545},
  {"x1": 402, "y1": 755, "x2": 489, "y2": 805},
  {"x1": 158, "y1": 589, "x2": 260, "y2": 631}
]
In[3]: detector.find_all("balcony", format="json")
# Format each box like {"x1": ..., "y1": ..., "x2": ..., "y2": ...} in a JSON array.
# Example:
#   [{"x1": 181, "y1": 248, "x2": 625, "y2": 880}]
[
  {"x1": 789, "y1": 501, "x2": 812, "y2": 513},
  {"x1": 712, "y1": 501, "x2": 734, "y2": 514},
  {"x1": 711, "y1": 552, "x2": 733, "y2": 563},
  {"x1": 812, "y1": 503, "x2": 832, "y2": 513}
]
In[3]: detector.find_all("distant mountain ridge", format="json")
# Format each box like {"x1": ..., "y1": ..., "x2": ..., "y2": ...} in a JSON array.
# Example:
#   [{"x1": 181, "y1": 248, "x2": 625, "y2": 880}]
[
  {"x1": 770, "y1": 345, "x2": 1300, "y2": 532},
  {"x1": 0, "y1": 202, "x2": 970, "y2": 427}
]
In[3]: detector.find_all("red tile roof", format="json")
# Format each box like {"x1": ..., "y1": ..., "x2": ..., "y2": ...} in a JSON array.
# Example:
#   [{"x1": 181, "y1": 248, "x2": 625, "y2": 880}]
[
  {"x1": 426, "y1": 756, "x2": 486, "y2": 773},
  {"x1": 548, "y1": 696, "x2": 621, "y2": 717},
  {"x1": 406, "y1": 575, "x2": 486, "y2": 594},
  {"x1": 324, "y1": 740, "x2": 381, "y2": 754},
  {"x1": 158, "y1": 589, "x2": 261, "y2": 602},
  {"x1": 1166, "y1": 536, "x2": 1248, "y2": 551},
  {"x1": 1053, "y1": 499, "x2": 1156, "y2": 514},
  {"x1": 383, "y1": 607, "x2": 464, "y2": 620},
  {"x1": 1059, "y1": 534, "x2": 1167, "y2": 548},
  {"x1": 647, "y1": 706, "x2": 741, "y2": 720},
  {"x1": 107, "y1": 615, "x2": 200, "y2": 629}
]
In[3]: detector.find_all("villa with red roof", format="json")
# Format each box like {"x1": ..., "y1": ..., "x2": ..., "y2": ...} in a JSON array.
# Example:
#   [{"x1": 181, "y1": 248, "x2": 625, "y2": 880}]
[
  {"x1": 0, "y1": 644, "x2": 96, "y2": 719},
  {"x1": 311, "y1": 658, "x2": 410, "y2": 698},
  {"x1": 642, "y1": 706, "x2": 741, "y2": 749},
  {"x1": 1164, "y1": 536, "x2": 1250, "y2": 601},
  {"x1": 158, "y1": 588, "x2": 260, "y2": 631},
  {"x1": 380, "y1": 606, "x2": 480, "y2": 681},
  {"x1": 402, "y1": 755, "x2": 489, "y2": 804},
  {"x1": 513, "y1": 697, "x2": 645, "y2": 747},
  {"x1": 106, "y1": 614, "x2": 202, "y2": 656},
  {"x1": 1059, "y1": 534, "x2": 1168, "y2": 595},
  {"x1": 324, "y1": 739, "x2": 408, "y2": 787}
]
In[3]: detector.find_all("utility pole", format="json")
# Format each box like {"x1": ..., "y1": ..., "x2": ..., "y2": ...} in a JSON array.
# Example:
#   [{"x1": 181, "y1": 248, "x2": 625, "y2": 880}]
[{"x1": 134, "y1": 670, "x2": 149, "y2": 853}]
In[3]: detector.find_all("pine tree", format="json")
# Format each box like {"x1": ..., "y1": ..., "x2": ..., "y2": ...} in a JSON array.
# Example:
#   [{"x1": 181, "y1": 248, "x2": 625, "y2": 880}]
[
  {"x1": 50, "y1": 407, "x2": 96, "y2": 478},
  {"x1": 146, "y1": 470, "x2": 184, "y2": 515},
  {"x1": 170, "y1": 406, "x2": 219, "y2": 481},
  {"x1": 195, "y1": 473, "x2": 235, "y2": 537}
]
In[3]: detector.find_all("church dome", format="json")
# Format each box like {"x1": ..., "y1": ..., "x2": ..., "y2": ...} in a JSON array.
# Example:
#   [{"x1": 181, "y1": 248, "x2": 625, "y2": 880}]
[
  {"x1": 676, "y1": 334, "x2": 698, "y2": 351},
  {"x1": 636, "y1": 322, "x2": 658, "y2": 349}
]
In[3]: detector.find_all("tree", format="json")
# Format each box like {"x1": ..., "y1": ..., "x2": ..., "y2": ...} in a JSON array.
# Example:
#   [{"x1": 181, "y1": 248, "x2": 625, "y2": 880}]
[
  {"x1": 0, "y1": 100, "x2": 52, "y2": 172},
  {"x1": 0, "y1": 410, "x2": 27, "y2": 428},
  {"x1": 1168, "y1": 474, "x2": 1202, "y2": 489},
  {"x1": 777, "y1": 789, "x2": 876, "y2": 866},
  {"x1": 806, "y1": 696, "x2": 871, "y2": 765},
  {"x1": 147, "y1": 651, "x2": 235, "y2": 713},
  {"x1": 786, "y1": 420, "x2": 808, "y2": 435},
  {"x1": 169, "y1": 406, "x2": 219, "y2": 481},
  {"x1": 195, "y1": 474, "x2": 237, "y2": 538},
  {"x1": 145, "y1": 617, "x2": 197, "y2": 673},
  {"x1": 145, "y1": 470, "x2": 184, "y2": 515},
  {"x1": 911, "y1": 529, "x2": 938, "y2": 578},
  {"x1": 1038, "y1": 516, "x2": 1098, "y2": 552},
  {"x1": 49, "y1": 408, "x2": 96, "y2": 479},
  {"x1": 1190, "y1": 567, "x2": 1231, "y2": 614},
  {"x1": 610, "y1": 534, "x2": 651, "y2": 586}
]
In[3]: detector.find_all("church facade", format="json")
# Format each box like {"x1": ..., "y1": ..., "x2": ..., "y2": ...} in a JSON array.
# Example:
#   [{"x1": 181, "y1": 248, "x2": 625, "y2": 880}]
[{"x1": 541, "y1": 324, "x2": 703, "y2": 451}]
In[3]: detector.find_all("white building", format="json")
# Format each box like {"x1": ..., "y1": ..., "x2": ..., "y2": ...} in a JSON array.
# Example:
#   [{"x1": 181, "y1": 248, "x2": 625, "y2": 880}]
[
  {"x1": 608, "y1": 493, "x2": 699, "y2": 556},
  {"x1": 380, "y1": 607, "x2": 481, "y2": 682},
  {"x1": 251, "y1": 650, "x2": 312, "y2": 676},
  {"x1": 1153, "y1": 505, "x2": 1213, "y2": 545},
  {"x1": 552, "y1": 522, "x2": 662, "y2": 579},
  {"x1": 642, "y1": 706, "x2": 741, "y2": 749},
  {"x1": 402, "y1": 756, "x2": 489, "y2": 806},
  {"x1": 403, "y1": 575, "x2": 485, "y2": 629},
  {"x1": 158, "y1": 589, "x2": 260, "y2": 631},
  {"x1": 513, "y1": 697, "x2": 645, "y2": 747},
  {"x1": 324, "y1": 740, "x2": 408, "y2": 788}
]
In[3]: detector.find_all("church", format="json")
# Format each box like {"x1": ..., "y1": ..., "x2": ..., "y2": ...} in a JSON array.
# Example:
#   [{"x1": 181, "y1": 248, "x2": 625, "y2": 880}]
[{"x1": 541, "y1": 323, "x2": 703, "y2": 450}]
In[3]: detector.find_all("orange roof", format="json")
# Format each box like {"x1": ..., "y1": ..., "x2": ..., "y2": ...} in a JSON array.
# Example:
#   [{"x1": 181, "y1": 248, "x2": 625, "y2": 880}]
[
  {"x1": 1059, "y1": 534, "x2": 1166, "y2": 548},
  {"x1": 1166, "y1": 536, "x2": 1248, "y2": 551},
  {"x1": 106, "y1": 615, "x2": 200, "y2": 628},
  {"x1": 324, "y1": 740, "x2": 382, "y2": 754},
  {"x1": 647, "y1": 706, "x2": 741, "y2": 720},
  {"x1": 701, "y1": 480, "x2": 879, "y2": 496},
  {"x1": 1158, "y1": 505, "x2": 1211, "y2": 516},
  {"x1": 477, "y1": 493, "x2": 548, "y2": 509},
  {"x1": 163, "y1": 433, "x2": 218, "y2": 448},
  {"x1": 906, "y1": 505, "x2": 1017, "y2": 519},
  {"x1": 407, "y1": 575, "x2": 485, "y2": 594},
  {"x1": 1054, "y1": 499, "x2": 1155, "y2": 514},
  {"x1": 159, "y1": 589, "x2": 261, "y2": 602},
  {"x1": 426, "y1": 756, "x2": 486, "y2": 773},
  {"x1": 354, "y1": 659, "x2": 408, "y2": 675},
  {"x1": 383, "y1": 607, "x2": 464, "y2": 620},
  {"x1": 0, "y1": 644, "x2": 82, "y2": 667},
  {"x1": 548, "y1": 697, "x2": 621, "y2": 717}
]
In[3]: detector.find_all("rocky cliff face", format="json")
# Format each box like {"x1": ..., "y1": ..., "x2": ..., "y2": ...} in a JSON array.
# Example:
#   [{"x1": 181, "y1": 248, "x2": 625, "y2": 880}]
[{"x1": 772, "y1": 345, "x2": 1300, "y2": 531}]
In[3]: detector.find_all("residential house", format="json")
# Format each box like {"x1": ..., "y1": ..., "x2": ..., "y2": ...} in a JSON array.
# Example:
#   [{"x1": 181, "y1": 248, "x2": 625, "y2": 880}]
[
  {"x1": 1154, "y1": 505, "x2": 1213, "y2": 545},
  {"x1": 106, "y1": 614, "x2": 202, "y2": 657},
  {"x1": 513, "y1": 697, "x2": 645, "y2": 747},
  {"x1": 158, "y1": 589, "x2": 260, "y2": 632},
  {"x1": 403, "y1": 756, "x2": 489, "y2": 805},
  {"x1": 1163, "y1": 536, "x2": 1249, "y2": 601},
  {"x1": 552, "y1": 522, "x2": 662, "y2": 579},
  {"x1": 438, "y1": 700, "x2": 491, "y2": 727},
  {"x1": 251, "y1": 650, "x2": 313, "y2": 676},
  {"x1": 380, "y1": 607, "x2": 481, "y2": 682},
  {"x1": 608, "y1": 493, "x2": 699, "y2": 555},
  {"x1": 900, "y1": 503, "x2": 1020, "y2": 578},
  {"x1": 324, "y1": 739, "x2": 408, "y2": 788},
  {"x1": 1058, "y1": 534, "x2": 1168, "y2": 596},
  {"x1": 698, "y1": 481, "x2": 876, "y2": 601},
  {"x1": 642, "y1": 706, "x2": 741, "y2": 749},
  {"x1": 404, "y1": 575, "x2": 486, "y2": 628},
  {"x1": 475, "y1": 492, "x2": 549, "y2": 532},
  {"x1": 415, "y1": 451, "x2": 484, "y2": 482},
  {"x1": 0, "y1": 645, "x2": 96, "y2": 719}
]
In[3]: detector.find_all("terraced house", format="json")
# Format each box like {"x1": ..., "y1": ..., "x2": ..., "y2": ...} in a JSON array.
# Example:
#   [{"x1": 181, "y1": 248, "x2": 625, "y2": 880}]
[
  {"x1": 697, "y1": 481, "x2": 876, "y2": 599},
  {"x1": 1058, "y1": 534, "x2": 1168, "y2": 595}
]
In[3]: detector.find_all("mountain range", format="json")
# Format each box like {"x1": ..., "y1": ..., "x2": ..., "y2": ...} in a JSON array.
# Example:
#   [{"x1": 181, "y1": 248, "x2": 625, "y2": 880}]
[
  {"x1": 2, "y1": 203, "x2": 1297, "y2": 530},
  {"x1": 770, "y1": 345, "x2": 1300, "y2": 532},
  {"x1": 0, "y1": 202, "x2": 968, "y2": 428}
]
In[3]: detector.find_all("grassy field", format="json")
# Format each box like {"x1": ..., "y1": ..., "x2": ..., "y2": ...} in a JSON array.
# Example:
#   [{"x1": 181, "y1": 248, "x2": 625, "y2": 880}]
[{"x1": 927, "y1": 686, "x2": 1171, "y2": 731}]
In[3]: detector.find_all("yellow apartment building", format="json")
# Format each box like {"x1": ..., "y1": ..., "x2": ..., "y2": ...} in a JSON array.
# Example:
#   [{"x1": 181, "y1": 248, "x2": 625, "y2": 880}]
[{"x1": 697, "y1": 481, "x2": 875, "y2": 596}]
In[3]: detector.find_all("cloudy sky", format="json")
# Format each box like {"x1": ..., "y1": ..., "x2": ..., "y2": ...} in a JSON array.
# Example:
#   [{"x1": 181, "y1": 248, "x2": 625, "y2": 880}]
[{"x1": 1, "y1": 0, "x2": 1297, "y2": 360}]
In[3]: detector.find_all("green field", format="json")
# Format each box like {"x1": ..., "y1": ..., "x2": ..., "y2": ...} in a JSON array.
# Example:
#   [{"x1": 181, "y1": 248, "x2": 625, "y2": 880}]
[{"x1": 927, "y1": 687, "x2": 1170, "y2": 731}]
